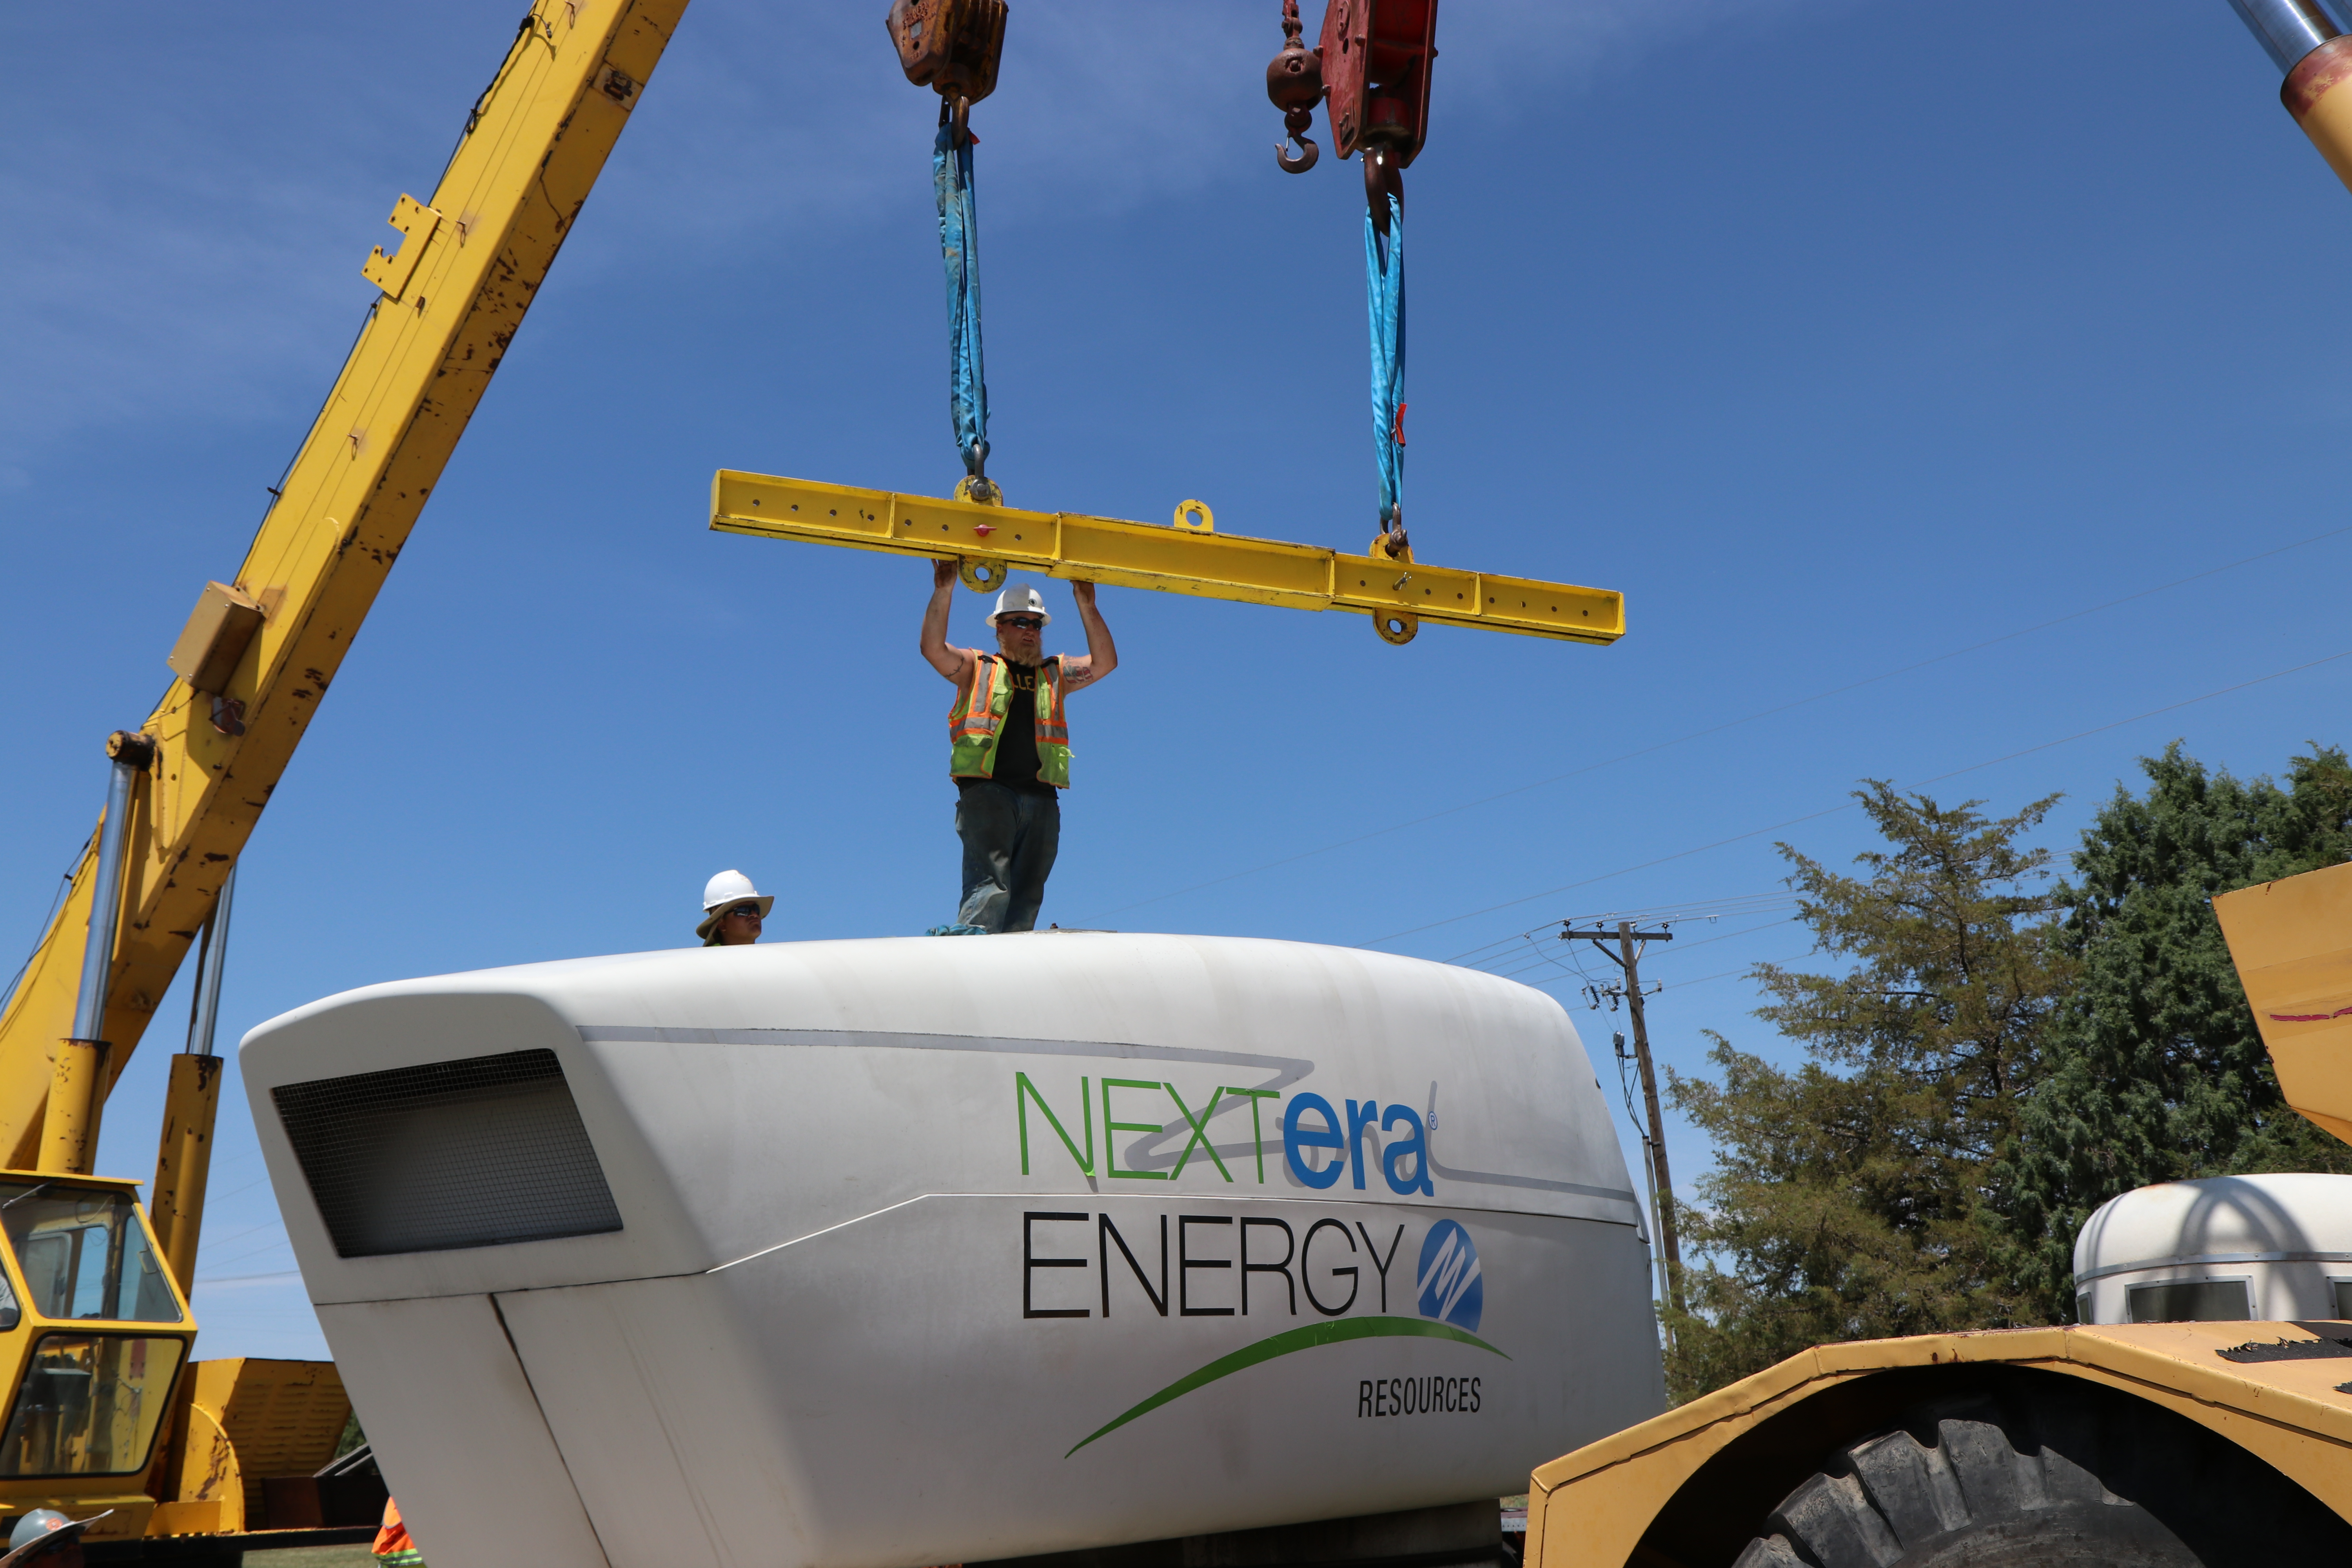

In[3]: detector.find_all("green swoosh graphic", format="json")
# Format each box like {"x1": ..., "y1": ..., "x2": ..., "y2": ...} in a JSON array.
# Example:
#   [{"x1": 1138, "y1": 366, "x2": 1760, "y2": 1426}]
[{"x1": 1065, "y1": 1316, "x2": 1509, "y2": 1457}]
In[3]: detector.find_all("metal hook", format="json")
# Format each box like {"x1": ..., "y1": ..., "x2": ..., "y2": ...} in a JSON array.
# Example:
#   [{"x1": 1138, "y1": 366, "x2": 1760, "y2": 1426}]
[{"x1": 1267, "y1": 0, "x2": 1323, "y2": 174}]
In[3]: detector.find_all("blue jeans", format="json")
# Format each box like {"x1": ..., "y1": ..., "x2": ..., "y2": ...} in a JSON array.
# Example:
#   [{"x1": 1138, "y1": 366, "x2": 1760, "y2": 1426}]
[{"x1": 955, "y1": 781, "x2": 1061, "y2": 933}]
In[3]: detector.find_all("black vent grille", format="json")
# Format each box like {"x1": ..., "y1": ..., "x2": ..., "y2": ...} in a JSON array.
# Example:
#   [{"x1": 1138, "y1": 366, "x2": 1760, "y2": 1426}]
[{"x1": 271, "y1": 1048, "x2": 622, "y2": 1258}]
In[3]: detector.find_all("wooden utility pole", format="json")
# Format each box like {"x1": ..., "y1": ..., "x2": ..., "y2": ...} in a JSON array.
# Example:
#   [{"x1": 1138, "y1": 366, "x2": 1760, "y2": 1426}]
[{"x1": 1562, "y1": 920, "x2": 1684, "y2": 1315}]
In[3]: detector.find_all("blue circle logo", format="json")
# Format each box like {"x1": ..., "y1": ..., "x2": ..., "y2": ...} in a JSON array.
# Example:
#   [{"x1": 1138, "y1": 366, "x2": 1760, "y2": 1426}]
[{"x1": 1415, "y1": 1219, "x2": 1483, "y2": 1333}]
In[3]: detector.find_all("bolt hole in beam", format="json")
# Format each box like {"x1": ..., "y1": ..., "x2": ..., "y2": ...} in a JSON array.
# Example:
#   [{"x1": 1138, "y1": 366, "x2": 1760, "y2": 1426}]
[{"x1": 709, "y1": 471, "x2": 1622, "y2": 645}]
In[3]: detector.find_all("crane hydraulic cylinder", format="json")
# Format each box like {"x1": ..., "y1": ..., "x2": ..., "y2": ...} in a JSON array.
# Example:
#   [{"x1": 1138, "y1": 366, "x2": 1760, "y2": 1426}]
[{"x1": 2229, "y1": 0, "x2": 2352, "y2": 192}]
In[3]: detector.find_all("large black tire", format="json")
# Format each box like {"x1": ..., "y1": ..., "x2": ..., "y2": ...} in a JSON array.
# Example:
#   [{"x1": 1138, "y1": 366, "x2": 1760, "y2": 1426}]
[{"x1": 1731, "y1": 1380, "x2": 2352, "y2": 1567}]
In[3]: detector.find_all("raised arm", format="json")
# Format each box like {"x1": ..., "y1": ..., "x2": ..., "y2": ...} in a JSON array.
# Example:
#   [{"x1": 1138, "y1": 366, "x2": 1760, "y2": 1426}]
[
  {"x1": 1062, "y1": 580, "x2": 1118, "y2": 693},
  {"x1": 921, "y1": 559, "x2": 975, "y2": 684}
]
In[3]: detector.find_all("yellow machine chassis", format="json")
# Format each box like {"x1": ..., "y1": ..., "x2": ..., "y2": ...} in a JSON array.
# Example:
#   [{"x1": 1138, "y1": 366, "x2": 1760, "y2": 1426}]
[{"x1": 1530, "y1": 1321, "x2": 2352, "y2": 1567}]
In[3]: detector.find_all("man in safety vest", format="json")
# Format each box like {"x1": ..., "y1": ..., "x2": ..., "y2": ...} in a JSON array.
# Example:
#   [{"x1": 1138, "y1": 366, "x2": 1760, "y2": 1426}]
[{"x1": 920, "y1": 564, "x2": 1117, "y2": 932}]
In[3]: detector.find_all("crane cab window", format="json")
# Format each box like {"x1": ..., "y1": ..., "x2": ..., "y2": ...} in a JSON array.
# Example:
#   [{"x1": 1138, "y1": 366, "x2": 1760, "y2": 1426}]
[
  {"x1": 0, "y1": 1334, "x2": 185, "y2": 1477},
  {"x1": 0, "y1": 1184, "x2": 180, "y2": 1325}
]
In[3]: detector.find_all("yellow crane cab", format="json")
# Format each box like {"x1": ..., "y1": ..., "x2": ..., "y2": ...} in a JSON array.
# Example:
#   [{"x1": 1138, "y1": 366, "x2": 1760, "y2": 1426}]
[{"x1": 0, "y1": 1175, "x2": 191, "y2": 1530}]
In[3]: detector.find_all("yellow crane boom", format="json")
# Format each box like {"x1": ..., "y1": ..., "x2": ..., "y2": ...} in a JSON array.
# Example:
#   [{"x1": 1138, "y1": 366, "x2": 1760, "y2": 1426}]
[{"x1": 0, "y1": 0, "x2": 688, "y2": 1173}]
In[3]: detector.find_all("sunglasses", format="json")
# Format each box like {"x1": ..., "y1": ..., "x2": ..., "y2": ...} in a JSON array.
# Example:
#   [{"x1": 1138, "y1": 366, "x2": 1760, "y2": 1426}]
[
  {"x1": 998, "y1": 617, "x2": 1043, "y2": 632},
  {"x1": 724, "y1": 904, "x2": 764, "y2": 920}
]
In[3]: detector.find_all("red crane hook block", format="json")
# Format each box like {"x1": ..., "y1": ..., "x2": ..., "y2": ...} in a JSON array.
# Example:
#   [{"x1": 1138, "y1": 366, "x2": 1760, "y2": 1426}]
[{"x1": 1317, "y1": 0, "x2": 1436, "y2": 170}]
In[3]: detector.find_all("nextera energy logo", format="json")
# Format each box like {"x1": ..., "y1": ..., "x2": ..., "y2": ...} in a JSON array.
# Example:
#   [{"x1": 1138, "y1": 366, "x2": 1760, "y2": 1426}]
[
  {"x1": 1013, "y1": 1072, "x2": 1433, "y2": 1194},
  {"x1": 1013, "y1": 1073, "x2": 1505, "y2": 1455}
]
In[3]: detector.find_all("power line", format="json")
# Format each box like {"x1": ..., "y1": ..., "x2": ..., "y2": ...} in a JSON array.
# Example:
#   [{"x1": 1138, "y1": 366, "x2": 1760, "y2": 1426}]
[
  {"x1": 1080, "y1": 520, "x2": 2352, "y2": 924},
  {"x1": 1445, "y1": 892, "x2": 1798, "y2": 968},
  {"x1": 1474, "y1": 911, "x2": 1803, "y2": 988},
  {"x1": 1444, "y1": 891, "x2": 1795, "y2": 965},
  {"x1": 199, "y1": 1235, "x2": 295, "y2": 1272},
  {"x1": 1515, "y1": 947, "x2": 1822, "y2": 1000},
  {"x1": 1354, "y1": 642, "x2": 2352, "y2": 949},
  {"x1": 1655, "y1": 955, "x2": 1815, "y2": 992}
]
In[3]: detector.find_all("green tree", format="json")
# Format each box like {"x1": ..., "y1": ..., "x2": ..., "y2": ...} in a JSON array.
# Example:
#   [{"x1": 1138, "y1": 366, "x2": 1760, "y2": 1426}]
[
  {"x1": 1664, "y1": 784, "x2": 2071, "y2": 1401},
  {"x1": 2000, "y1": 744, "x2": 2352, "y2": 1322}
]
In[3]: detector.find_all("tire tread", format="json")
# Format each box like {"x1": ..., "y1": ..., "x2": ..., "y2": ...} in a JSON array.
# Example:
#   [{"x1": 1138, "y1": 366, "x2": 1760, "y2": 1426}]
[{"x1": 1733, "y1": 1383, "x2": 2241, "y2": 1567}]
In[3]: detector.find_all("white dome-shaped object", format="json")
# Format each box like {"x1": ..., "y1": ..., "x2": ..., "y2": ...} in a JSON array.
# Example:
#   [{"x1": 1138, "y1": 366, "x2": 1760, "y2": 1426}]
[
  {"x1": 2073, "y1": 1172, "x2": 2352, "y2": 1325},
  {"x1": 238, "y1": 933, "x2": 1665, "y2": 1568}
]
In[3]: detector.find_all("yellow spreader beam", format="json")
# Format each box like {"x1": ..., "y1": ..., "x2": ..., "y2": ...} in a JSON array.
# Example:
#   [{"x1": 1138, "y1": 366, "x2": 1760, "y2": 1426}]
[{"x1": 711, "y1": 471, "x2": 1624, "y2": 645}]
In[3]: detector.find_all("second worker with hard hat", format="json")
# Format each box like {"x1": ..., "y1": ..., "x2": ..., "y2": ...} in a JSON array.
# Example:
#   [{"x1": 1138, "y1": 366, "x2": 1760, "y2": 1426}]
[
  {"x1": 919, "y1": 566, "x2": 1118, "y2": 932},
  {"x1": 698, "y1": 869, "x2": 772, "y2": 946}
]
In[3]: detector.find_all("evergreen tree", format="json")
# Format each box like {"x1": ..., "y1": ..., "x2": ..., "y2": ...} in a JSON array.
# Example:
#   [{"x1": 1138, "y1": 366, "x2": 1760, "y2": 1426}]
[
  {"x1": 1663, "y1": 784, "x2": 2070, "y2": 1400},
  {"x1": 2000, "y1": 744, "x2": 2352, "y2": 1323}
]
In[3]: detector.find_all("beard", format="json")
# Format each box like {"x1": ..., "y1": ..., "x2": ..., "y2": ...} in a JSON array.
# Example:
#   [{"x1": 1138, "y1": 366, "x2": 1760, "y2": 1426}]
[{"x1": 996, "y1": 640, "x2": 1043, "y2": 667}]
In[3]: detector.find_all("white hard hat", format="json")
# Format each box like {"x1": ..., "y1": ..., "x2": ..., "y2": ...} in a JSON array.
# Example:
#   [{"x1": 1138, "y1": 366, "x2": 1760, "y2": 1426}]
[
  {"x1": 701, "y1": 869, "x2": 774, "y2": 917},
  {"x1": 986, "y1": 583, "x2": 1050, "y2": 627},
  {"x1": 699, "y1": 870, "x2": 773, "y2": 946}
]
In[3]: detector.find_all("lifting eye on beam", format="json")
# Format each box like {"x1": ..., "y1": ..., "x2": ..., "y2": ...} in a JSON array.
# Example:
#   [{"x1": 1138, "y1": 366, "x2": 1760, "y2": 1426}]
[{"x1": 709, "y1": 470, "x2": 1623, "y2": 646}]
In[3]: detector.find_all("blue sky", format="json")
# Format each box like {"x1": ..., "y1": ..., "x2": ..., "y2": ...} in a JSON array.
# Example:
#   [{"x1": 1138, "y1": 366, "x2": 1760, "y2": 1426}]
[{"x1": 5, "y1": 1, "x2": 2349, "y2": 1359}]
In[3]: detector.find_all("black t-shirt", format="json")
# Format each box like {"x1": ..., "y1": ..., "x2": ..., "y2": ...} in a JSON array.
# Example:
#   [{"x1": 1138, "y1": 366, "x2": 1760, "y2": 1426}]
[{"x1": 980, "y1": 658, "x2": 1054, "y2": 794}]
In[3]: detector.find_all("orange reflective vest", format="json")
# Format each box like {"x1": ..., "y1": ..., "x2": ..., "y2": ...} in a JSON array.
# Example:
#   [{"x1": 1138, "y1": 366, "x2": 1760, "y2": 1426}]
[
  {"x1": 949, "y1": 654, "x2": 1070, "y2": 788},
  {"x1": 374, "y1": 1498, "x2": 423, "y2": 1566}
]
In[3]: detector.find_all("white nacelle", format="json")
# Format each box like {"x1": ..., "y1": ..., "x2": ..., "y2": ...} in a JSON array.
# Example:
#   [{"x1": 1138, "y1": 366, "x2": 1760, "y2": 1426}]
[
  {"x1": 240, "y1": 933, "x2": 1664, "y2": 1568},
  {"x1": 2074, "y1": 1172, "x2": 2352, "y2": 1325}
]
